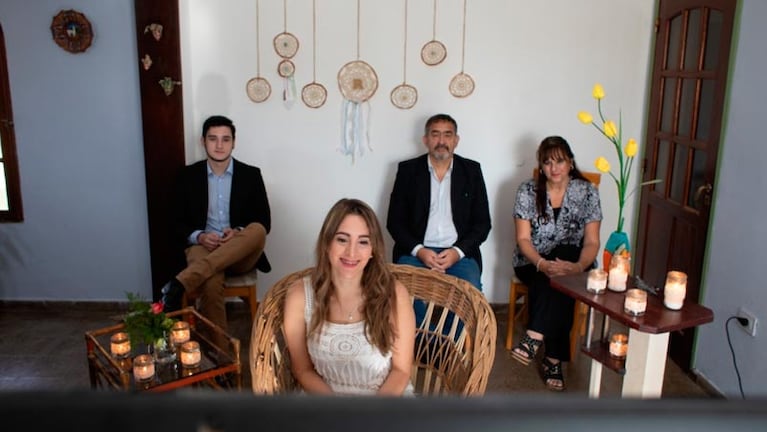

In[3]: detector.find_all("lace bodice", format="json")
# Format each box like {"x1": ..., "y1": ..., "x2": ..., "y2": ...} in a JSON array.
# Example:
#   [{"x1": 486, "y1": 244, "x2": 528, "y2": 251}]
[{"x1": 303, "y1": 276, "x2": 413, "y2": 396}]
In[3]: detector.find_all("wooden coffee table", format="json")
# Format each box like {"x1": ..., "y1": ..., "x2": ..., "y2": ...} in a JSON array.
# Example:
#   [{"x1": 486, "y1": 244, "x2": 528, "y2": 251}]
[{"x1": 85, "y1": 307, "x2": 241, "y2": 392}]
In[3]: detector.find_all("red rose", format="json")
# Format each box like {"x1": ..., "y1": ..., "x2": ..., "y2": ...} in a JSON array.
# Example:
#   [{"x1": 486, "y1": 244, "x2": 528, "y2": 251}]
[{"x1": 151, "y1": 302, "x2": 164, "y2": 314}]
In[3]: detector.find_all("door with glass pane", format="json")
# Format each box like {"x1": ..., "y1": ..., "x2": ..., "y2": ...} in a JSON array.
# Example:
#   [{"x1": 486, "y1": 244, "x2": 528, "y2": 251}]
[{"x1": 635, "y1": 0, "x2": 735, "y2": 370}]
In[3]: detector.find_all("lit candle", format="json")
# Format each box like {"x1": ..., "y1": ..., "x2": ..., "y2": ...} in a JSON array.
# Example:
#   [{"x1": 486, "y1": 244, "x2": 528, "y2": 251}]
[
  {"x1": 170, "y1": 321, "x2": 190, "y2": 345},
  {"x1": 609, "y1": 333, "x2": 628, "y2": 359},
  {"x1": 132, "y1": 354, "x2": 155, "y2": 382},
  {"x1": 664, "y1": 270, "x2": 687, "y2": 310},
  {"x1": 110, "y1": 332, "x2": 131, "y2": 359},
  {"x1": 586, "y1": 269, "x2": 608, "y2": 294},
  {"x1": 624, "y1": 289, "x2": 647, "y2": 316},
  {"x1": 608, "y1": 255, "x2": 630, "y2": 292},
  {"x1": 180, "y1": 341, "x2": 201, "y2": 368}
]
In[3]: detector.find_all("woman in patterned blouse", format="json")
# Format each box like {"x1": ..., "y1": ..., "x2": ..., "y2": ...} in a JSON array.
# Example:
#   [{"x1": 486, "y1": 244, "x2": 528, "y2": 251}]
[{"x1": 510, "y1": 136, "x2": 602, "y2": 391}]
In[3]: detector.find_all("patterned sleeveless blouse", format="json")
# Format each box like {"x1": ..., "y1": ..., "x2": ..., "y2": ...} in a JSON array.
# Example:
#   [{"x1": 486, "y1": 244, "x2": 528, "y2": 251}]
[{"x1": 303, "y1": 276, "x2": 414, "y2": 396}]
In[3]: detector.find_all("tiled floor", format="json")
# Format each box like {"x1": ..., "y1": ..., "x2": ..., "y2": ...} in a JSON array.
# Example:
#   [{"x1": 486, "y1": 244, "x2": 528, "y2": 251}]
[{"x1": 0, "y1": 300, "x2": 713, "y2": 397}]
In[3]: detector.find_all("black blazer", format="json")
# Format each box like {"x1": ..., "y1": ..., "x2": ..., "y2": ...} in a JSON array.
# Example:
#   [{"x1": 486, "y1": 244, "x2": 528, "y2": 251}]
[
  {"x1": 386, "y1": 154, "x2": 491, "y2": 271},
  {"x1": 173, "y1": 158, "x2": 271, "y2": 273}
]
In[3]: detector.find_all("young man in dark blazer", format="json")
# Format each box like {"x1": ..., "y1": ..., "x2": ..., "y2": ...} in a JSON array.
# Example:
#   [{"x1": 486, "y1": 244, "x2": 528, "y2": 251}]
[
  {"x1": 387, "y1": 114, "x2": 491, "y2": 326},
  {"x1": 162, "y1": 115, "x2": 270, "y2": 333}
]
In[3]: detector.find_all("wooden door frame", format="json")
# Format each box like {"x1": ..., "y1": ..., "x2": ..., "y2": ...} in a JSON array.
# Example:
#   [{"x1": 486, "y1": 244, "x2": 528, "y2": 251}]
[
  {"x1": 134, "y1": 0, "x2": 186, "y2": 300},
  {"x1": 635, "y1": 0, "x2": 736, "y2": 370}
]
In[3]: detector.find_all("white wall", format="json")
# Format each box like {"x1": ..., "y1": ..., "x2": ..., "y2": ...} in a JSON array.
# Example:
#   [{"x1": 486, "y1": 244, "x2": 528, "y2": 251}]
[
  {"x1": 695, "y1": 0, "x2": 767, "y2": 398},
  {"x1": 0, "y1": 1, "x2": 151, "y2": 301},
  {"x1": 180, "y1": 0, "x2": 656, "y2": 302}
]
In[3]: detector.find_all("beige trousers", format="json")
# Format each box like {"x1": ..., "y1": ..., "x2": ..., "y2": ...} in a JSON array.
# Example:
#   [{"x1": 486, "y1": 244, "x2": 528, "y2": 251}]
[{"x1": 179, "y1": 222, "x2": 266, "y2": 331}]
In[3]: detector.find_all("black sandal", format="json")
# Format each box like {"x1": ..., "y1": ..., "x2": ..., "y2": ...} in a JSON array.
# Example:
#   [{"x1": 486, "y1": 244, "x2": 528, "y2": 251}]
[
  {"x1": 510, "y1": 334, "x2": 543, "y2": 366},
  {"x1": 542, "y1": 357, "x2": 565, "y2": 392}
]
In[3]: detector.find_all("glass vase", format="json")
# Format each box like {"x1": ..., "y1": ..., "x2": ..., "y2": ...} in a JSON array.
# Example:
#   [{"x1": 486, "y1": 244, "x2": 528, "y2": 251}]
[{"x1": 151, "y1": 332, "x2": 177, "y2": 365}]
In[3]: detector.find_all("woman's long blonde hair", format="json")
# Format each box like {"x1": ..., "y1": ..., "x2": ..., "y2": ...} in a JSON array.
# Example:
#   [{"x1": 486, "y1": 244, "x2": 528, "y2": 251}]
[{"x1": 309, "y1": 198, "x2": 397, "y2": 353}]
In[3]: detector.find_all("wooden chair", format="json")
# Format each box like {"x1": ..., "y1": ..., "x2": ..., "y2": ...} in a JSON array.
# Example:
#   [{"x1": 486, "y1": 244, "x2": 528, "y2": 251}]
[
  {"x1": 505, "y1": 171, "x2": 601, "y2": 360},
  {"x1": 182, "y1": 269, "x2": 259, "y2": 320},
  {"x1": 250, "y1": 263, "x2": 497, "y2": 396}
]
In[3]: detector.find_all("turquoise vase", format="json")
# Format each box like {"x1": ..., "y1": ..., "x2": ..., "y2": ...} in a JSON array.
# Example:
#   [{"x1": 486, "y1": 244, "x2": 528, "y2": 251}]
[{"x1": 603, "y1": 230, "x2": 631, "y2": 271}]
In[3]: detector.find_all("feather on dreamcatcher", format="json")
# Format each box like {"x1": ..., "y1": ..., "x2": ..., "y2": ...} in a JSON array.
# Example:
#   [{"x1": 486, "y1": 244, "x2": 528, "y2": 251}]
[{"x1": 337, "y1": 0, "x2": 378, "y2": 162}]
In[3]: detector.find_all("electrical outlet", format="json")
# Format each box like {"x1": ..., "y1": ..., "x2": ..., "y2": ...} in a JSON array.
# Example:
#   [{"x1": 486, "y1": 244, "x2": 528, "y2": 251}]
[{"x1": 737, "y1": 307, "x2": 758, "y2": 337}]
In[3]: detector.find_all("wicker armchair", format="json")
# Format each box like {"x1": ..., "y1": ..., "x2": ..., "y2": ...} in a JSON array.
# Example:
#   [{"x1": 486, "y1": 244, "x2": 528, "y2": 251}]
[{"x1": 250, "y1": 263, "x2": 497, "y2": 396}]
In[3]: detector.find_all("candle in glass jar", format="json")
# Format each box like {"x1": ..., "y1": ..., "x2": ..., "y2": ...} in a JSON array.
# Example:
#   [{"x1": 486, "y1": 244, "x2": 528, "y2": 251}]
[
  {"x1": 170, "y1": 321, "x2": 190, "y2": 345},
  {"x1": 586, "y1": 269, "x2": 608, "y2": 294},
  {"x1": 133, "y1": 354, "x2": 155, "y2": 382},
  {"x1": 624, "y1": 289, "x2": 647, "y2": 316},
  {"x1": 180, "y1": 341, "x2": 201, "y2": 368},
  {"x1": 609, "y1": 333, "x2": 628, "y2": 359},
  {"x1": 608, "y1": 255, "x2": 630, "y2": 292},
  {"x1": 664, "y1": 270, "x2": 687, "y2": 310},
  {"x1": 110, "y1": 332, "x2": 131, "y2": 359}
]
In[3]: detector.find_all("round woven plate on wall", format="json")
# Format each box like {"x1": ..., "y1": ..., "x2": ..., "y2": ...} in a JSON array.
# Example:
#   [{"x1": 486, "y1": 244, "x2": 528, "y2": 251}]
[
  {"x1": 273, "y1": 32, "x2": 299, "y2": 59},
  {"x1": 246, "y1": 77, "x2": 271, "y2": 103},
  {"x1": 301, "y1": 82, "x2": 328, "y2": 108},
  {"x1": 337, "y1": 60, "x2": 378, "y2": 103},
  {"x1": 449, "y1": 72, "x2": 475, "y2": 98},
  {"x1": 390, "y1": 84, "x2": 418, "y2": 110},
  {"x1": 421, "y1": 40, "x2": 447, "y2": 66}
]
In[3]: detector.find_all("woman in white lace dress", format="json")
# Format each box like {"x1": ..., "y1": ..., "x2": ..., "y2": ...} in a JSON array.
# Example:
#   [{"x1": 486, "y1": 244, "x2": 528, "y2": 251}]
[{"x1": 283, "y1": 198, "x2": 415, "y2": 395}]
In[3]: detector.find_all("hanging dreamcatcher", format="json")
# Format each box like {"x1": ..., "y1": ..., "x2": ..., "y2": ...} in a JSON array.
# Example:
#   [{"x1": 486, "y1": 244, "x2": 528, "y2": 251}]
[
  {"x1": 337, "y1": 0, "x2": 378, "y2": 162},
  {"x1": 391, "y1": 0, "x2": 417, "y2": 109},
  {"x1": 246, "y1": 0, "x2": 271, "y2": 103},
  {"x1": 302, "y1": 0, "x2": 327, "y2": 108},
  {"x1": 274, "y1": 0, "x2": 300, "y2": 107},
  {"x1": 421, "y1": 0, "x2": 447, "y2": 66},
  {"x1": 449, "y1": 0, "x2": 474, "y2": 98}
]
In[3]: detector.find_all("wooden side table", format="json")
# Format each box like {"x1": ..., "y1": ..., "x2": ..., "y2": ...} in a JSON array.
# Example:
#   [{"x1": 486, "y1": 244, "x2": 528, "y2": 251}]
[
  {"x1": 549, "y1": 273, "x2": 713, "y2": 398},
  {"x1": 85, "y1": 307, "x2": 241, "y2": 392}
]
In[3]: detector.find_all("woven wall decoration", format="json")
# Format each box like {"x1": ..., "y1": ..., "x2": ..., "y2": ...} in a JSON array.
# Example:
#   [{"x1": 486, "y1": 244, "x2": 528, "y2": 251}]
[
  {"x1": 391, "y1": 0, "x2": 417, "y2": 109},
  {"x1": 246, "y1": 0, "x2": 271, "y2": 103},
  {"x1": 337, "y1": 0, "x2": 378, "y2": 162},
  {"x1": 421, "y1": 0, "x2": 446, "y2": 66},
  {"x1": 449, "y1": 0, "x2": 474, "y2": 98},
  {"x1": 301, "y1": 0, "x2": 327, "y2": 108},
  {"x1": 274, "y1": 0, "x2": 299, "y2": 107}
]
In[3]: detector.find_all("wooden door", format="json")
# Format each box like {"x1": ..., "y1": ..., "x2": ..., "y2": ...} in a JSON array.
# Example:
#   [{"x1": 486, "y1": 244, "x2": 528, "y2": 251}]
[
  {"x1": 134, "y1": 0, "x2": 186, "y2": 300},
  {"x1": 635, "y1": 0, "x2": 735, "y2": 370}
]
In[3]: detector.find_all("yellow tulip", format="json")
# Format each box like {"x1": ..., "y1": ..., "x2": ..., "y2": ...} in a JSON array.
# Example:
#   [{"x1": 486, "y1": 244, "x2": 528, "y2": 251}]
[
  {"x1": 577, "y1": 111, "x2": 593, "y2": 124},
  {"x1": 595, "y1": 156, "x2": 611, "y2": 173},
  {"x1": 625, "y1": 138, "x2": 638, "y2": 157},
  {"x1": 592, "y1": 83, "x2": 605, "y2": 100},
  {"x1": 604, "y1": 121, "x2": 617, "y2": 138}
]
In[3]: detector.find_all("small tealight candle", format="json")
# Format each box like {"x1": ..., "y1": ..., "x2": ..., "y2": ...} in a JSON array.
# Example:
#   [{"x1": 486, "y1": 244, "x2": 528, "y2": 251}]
[
  {"x1": 180, "y1": 341, "x2": 201, "y2": 368},
  {"x1": 624, "y1": 289, "x2": 647, "y2": 316},
  {"x1": 609, "y1": 333, "x2": 628, "y2": 359},
  {"x1": 170, "y1": 321, "x2": 190, "y2": 345},
  {"x1": 664, "y1": 270, "x2": 687, "y2": 310},
  {"x1": 110, "y1": 332, "x2": 131, "y2": 359},
  {"x1": 608, "y1": 255, "x2": 630, "y2": 292},
  {"x1": 133, "y1": 354, "x2": 155, "y2": 382},
  {"x1": 586, "y1": 269, "x2": 608, "y2": 294}
]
